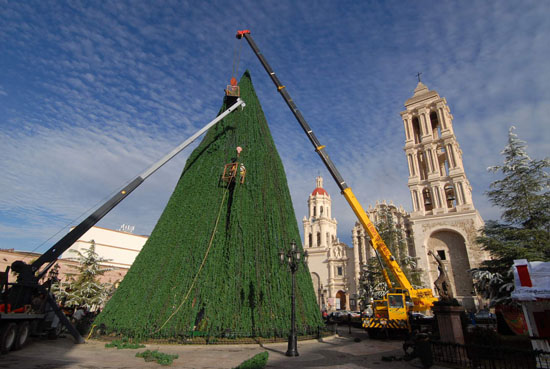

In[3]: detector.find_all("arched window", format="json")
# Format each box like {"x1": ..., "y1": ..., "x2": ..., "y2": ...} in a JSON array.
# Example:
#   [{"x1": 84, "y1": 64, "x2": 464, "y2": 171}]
[
  {"x1": 317, "y1": 232, "x2": 321, "y2": 247},
  {"x1": 438, "y1": 145, "x2": 449, "y2": 176},
  {"x1": 313, "y1": 206, "x2": 316, "y2": 217},
  {"x1": 412, "y1": 117, "x2": 421, "y2": 144},
  {"x1": 423, "y1": 188, "x2": 433, "y2": 211},
  {"x1": 320, "y1": 206, "x2": 324, "y2": 215},
  {"x1": 430, "y1": 111, "x2": 441, "y2": 139},
  {"x1": 444, "y1": 184, "x2": 456, "y2": 208},
  {"x1": 308, "y1": 233, "x2": 313, "y2": 247},
  {"x1": 326, "y1": 232, "x2": 330, "y2": 246}
]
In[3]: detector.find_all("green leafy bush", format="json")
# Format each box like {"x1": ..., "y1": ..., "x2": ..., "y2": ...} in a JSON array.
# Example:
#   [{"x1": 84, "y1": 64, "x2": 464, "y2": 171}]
[
  {"x1": 234, "y1": 351, "x2": 268, "y2": 369},
  {"x1": 136, "y1": 350, "x2": 179, "y2": 366}
]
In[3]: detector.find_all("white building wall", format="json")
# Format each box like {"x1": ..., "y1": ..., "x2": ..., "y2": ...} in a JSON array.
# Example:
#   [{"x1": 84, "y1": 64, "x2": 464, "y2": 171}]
[{"x1": 62, "y1": 226, "x2": 148, "y2": 268}]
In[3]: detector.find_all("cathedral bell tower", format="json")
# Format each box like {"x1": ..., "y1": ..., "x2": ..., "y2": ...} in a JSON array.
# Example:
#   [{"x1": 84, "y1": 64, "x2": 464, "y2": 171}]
[
  {"x1": 401, "y1": 81, "x2": 474, "y2": 215},
  {"x1": 303, "y1": 176, "x2": 352, "y2": 311},
  {"x1": 303, "y1": 176, "x2": 337, "y2": 249},
  {"x1": 400, "y1": 81, "x2": 487, "y2": 310}
]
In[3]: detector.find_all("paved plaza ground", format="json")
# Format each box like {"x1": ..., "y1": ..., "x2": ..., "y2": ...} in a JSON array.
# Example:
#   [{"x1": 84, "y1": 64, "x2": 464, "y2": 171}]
[{"x1": 0, "y1": 327, "x2": 447, "y2": 369}]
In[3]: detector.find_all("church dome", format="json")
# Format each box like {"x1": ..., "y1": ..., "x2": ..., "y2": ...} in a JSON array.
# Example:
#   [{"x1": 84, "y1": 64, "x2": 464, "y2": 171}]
[{"x1": 312, "y1": 187, "x2": 328, "y2": 196}]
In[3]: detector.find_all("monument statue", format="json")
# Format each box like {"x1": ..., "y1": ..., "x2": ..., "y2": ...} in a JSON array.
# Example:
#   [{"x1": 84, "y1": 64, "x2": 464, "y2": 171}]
[{"x1": 428, "y1": 250, "x2": 453, "y2": 300}]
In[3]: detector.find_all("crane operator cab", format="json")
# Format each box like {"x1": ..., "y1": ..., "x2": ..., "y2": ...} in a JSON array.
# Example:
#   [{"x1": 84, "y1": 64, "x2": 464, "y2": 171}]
[{"x1": 387, "y1": 293, "x2": 408, "y2": 321}]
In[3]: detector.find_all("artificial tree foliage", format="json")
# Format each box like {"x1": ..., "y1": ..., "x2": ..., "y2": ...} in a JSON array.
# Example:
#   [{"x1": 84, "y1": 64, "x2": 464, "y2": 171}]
[{"x1": 95, "y1": 71, "x2": 323, "y2": 339}]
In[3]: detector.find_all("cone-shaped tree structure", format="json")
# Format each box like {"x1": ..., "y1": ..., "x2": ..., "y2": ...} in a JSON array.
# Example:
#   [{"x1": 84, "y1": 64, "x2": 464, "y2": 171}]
[{"x1": 95, "y1": 72, "x2": 323, "y2": 339}]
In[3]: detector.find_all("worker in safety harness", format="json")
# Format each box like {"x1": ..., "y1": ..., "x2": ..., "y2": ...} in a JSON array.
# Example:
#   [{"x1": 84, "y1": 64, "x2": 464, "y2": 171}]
[{"x1": 236, "y1": 146, "x2": 246, "y2": 184}]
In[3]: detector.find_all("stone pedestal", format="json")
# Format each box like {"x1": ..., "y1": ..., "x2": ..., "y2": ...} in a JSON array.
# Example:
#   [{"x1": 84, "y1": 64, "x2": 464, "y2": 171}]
[{"x1": 433, "y1": 305, "x2": 465, "y2": 344}]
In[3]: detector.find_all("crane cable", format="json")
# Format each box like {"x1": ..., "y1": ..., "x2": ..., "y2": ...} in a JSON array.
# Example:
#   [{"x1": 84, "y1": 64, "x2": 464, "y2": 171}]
[
  {"x1": 231, "y1": 38, "x2": 242, "y2": 80},
  {"x1": 154, "y1": 179, "x2": 233, "y2": 333}
]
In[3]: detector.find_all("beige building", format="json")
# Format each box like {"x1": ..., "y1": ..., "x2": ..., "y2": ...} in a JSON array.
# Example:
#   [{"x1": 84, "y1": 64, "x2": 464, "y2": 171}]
[
  {"x1": 303, "y1": 177, "x2": 356, "y2": 311},
  {"x1": 351, "y1": 201, "x2": 413, "y2": 292},
  {"x1": 306, "y1": 81, "x2": 489, "y2": 312},
  {"x1": 62, "y1": 226, "x2": 148, "y2": 269},
  {"x1": 1, "y1": 226, "x2": 148, "y2": 287},
  {"x1": 400, "y1": 81, "x2": 488, "y2": 310}
]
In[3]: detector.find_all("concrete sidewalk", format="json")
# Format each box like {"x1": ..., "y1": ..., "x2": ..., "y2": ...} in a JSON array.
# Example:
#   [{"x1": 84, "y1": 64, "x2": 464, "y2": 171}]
[{"x1": 1, "y1": 327, "x2": 446, "y2": 368}]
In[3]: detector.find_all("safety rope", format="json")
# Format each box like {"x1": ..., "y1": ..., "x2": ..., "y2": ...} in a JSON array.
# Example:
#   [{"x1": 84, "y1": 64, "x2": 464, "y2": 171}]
[{"x1": 154, "y1": 181, "x2": 231, "y2": 333}]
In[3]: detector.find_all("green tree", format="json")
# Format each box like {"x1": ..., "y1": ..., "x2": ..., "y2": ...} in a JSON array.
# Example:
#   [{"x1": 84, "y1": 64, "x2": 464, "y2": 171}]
[
  {"x1": 54, "y1": 241, "x2": 112, "y2": 311},
  {"x1": 95, "y1": 72, "x2": 322, "y2": 339},
  {"x1": 471, "y1": 127, "x2": 550, "y2": 305},
  {"x1": 358, "y1": 206, "x2": 423, "y2": 308}
]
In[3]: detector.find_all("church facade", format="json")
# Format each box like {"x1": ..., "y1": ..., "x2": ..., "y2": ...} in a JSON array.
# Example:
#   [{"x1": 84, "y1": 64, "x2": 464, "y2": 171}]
[
  {"x1": 304, "y1": 81, "x2": 488, "y2": 312},
  {"x1": 303, "y1": 176, "x2": 356, "y2": 311}
]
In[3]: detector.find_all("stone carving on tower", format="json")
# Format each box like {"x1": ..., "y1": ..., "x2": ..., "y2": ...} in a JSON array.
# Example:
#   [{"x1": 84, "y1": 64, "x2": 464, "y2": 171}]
[
  {"x1": 400, "y1": 81, "x2": 488, "y2": 309},
  {"x1": 303, "y1": 176, "x2": 355, "y2": 311}
]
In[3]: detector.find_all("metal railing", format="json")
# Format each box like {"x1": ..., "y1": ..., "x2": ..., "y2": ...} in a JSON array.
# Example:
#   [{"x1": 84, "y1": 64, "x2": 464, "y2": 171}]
[{"x1": 431, "y1": 341, "x2": 550, "y2": 369}]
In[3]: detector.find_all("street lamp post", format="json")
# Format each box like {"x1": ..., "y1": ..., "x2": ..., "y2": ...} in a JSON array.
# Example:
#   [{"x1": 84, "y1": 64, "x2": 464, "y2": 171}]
[{"x1": 279, "y1": 240, "x2": 308, "y2": 357}]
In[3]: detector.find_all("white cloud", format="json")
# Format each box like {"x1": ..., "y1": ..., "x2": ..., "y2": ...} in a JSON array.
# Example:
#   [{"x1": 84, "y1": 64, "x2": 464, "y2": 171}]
[{"x1": 1, "y1": 0, "x2": 549, "y2": 252}]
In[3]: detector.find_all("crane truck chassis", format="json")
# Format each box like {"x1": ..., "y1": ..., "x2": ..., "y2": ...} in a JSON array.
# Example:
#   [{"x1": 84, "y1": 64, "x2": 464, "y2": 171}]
[
  {"x1": 235, "y1": 30, "x2": 438, "y2": 337},
  {"x1": 0, "y1": 98, "x2": 245, "y2": 354}
]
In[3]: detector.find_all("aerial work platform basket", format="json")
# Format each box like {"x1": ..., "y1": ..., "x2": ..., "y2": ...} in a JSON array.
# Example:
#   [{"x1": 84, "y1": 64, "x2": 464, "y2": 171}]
[
  {"x1": 222, "y1": 162, "x2": 238, "y2": 182},
  {"x1": 222, "y1": 147, "x2": 246, "y2": 184},
  {"x1": 225, "y1": 77, "x2": 240, "y2": 97}
]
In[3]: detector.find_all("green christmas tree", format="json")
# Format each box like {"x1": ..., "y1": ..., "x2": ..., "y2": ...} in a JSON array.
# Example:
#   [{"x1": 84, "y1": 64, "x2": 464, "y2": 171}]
[{"x1": 94, "y1": 72, "x2": 322, "y2": 339}]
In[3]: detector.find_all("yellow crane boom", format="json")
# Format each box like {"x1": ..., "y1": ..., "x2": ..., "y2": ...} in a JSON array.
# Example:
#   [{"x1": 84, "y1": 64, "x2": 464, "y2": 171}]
[{"x1": 236, "y1": 30, "x2": 437, "y2": 314}]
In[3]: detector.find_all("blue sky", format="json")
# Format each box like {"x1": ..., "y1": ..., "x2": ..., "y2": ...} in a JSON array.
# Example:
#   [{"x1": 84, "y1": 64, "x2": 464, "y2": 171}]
[{"x1": 1, "y1": 1, "x2": 549, "y2": 253}]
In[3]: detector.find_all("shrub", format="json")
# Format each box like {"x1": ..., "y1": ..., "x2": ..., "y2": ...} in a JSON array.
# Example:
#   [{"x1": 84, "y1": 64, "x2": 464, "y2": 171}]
[
  {"x1": 136, "y1": 350, "x2": 179, "y2": 366},
  {"x1": 234, "y1": 351, "x2": 269, "y2": 369}
]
